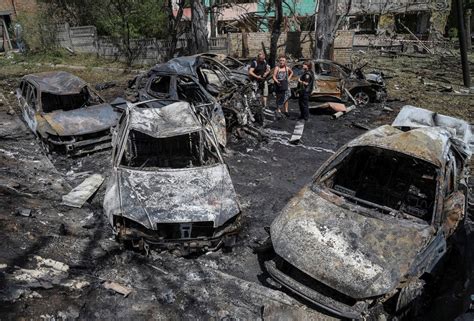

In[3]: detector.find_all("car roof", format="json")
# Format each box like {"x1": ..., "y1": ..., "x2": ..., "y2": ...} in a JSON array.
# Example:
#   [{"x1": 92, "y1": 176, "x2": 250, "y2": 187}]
[
  {"x1": 22, "y1": 71, "x2": 88, "y2": 95},
  {"x1": 150, "y1": 55, "x2": 203, "y2": 77},
  {"x1": 129, "y1": 101, "x2": 202, "y2": 138},
  {"x1": 348, "y1": 125, "x2": 454, "y2": 167}
]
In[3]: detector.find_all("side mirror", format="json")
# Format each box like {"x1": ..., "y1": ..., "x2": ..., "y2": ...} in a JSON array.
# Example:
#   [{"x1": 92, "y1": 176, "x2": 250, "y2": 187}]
[{"x1": 443, "y1": 191, "x2": 465, "y2": 235}]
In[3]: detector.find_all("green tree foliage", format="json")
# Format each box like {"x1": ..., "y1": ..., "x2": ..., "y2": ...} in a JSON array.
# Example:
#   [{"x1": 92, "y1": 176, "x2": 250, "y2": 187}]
[{"x1": 40, "y1": 0, "x2": 167, "y2": 39}]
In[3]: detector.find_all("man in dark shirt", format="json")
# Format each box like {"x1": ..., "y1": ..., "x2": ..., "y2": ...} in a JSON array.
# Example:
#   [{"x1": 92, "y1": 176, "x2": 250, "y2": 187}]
[
  {"x1": 297, "y1": 61, "x2": 314, "y2": 121},
  {"x1": 248, "y1": 52, "x2": 270, "y2": 108}
]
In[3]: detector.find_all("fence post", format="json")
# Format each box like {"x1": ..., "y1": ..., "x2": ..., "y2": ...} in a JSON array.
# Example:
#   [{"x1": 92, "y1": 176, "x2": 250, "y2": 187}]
[
  {"x1": 65, "y1": 23, "x2": 74, "y2": 52},
  {"x1": 227, "y1": 32, "x2": 231, "y2": 55}
]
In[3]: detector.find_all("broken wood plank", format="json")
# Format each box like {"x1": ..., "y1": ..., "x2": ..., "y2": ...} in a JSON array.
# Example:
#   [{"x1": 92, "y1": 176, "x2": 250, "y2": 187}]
[
  {"x1": 289, "y1": 120, "x2": 305, "y2": 144},
  {"x1": 62, "y1": 174, "x2": 104, "y2": 208},
  {"x1": 333, "y1": 105, "x2": 356, "y2": 119},
  {"x1": 103, "y1": 281, "x2": 132, "y2": 297}
]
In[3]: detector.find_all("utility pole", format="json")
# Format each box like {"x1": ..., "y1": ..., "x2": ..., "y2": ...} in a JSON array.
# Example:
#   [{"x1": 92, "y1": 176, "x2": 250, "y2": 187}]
[{"x1": 456, "y1": 0, "x2": 471, "y2": 88}]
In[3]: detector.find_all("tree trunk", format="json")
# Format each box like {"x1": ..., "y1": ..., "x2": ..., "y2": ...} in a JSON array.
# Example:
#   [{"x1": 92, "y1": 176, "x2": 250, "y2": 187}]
[
  {"x1": 209, "y1": 0, "x2": 217, "y2": 38},
  {"x1": 167, "y1": 0, "x2": 185, "y2": 59},
  {"x1": 269, "y1": 0, "x2": 283, "y2": 68},
  {"x1": 190, "y1": 0, "x2": 209, "y2": 54},
  {"x1": 314, "y1": 0, "x2": 337, "y2": 60}
]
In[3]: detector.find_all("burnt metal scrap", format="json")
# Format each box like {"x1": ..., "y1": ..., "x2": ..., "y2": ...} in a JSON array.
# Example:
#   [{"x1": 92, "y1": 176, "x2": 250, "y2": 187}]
[
  {"x1": 265, "y1": 106, "x2": 472, "y2": 319},
  {"x1": 127, "y1": 55, "x2": 265, "y2": 143},
  {"x1": 16, "y1": 71, "x2": 121, "y2": 156},
  {"x1": 103, "y1": 99, "x2": 241, "y2": 256}
]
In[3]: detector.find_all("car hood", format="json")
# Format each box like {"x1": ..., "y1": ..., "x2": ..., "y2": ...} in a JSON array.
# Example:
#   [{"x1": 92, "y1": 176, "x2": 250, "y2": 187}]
[
  {"x1": 271, "y1": 186, "x2": 433, "y2": 299},
  {"x1": 41, "y1": 104, "x2": 120, "y2": 136},
  {"x1": 113, "y1": 164, "x2": 240, "y2": 229}
]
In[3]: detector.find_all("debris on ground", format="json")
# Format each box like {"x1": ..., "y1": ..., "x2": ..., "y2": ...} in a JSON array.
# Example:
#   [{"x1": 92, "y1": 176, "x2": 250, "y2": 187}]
[
  {"x1": 62, "y1": 174, "x2": 104, "y2": 208},
  {"x1": 103, "y1": 281, "x2": 133, "y2": 297}
]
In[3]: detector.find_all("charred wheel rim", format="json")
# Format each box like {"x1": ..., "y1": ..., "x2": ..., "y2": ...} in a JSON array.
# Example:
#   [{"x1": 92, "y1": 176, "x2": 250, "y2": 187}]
[{"x1": 353, "y1": 90, "x2": 370, "y2": 106}]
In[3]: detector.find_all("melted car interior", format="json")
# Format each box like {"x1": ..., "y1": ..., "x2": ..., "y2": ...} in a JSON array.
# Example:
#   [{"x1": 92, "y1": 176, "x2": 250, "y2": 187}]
[
  {"x1": 120, "y1": 130, "x2": 219, "y2": 169},
  {"x1": 320, "y1": 146, "x2": 437, "y2": 221}
]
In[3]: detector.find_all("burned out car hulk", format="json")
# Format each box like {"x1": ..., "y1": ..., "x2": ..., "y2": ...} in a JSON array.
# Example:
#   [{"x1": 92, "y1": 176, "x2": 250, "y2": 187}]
[
  {"x1": 265, "y1": 106, "x2": 473, "y2": 319},
  {"x1": 16, "y1": 71, "x2": 121, "y2": 156},
  {"x1": 103, "y1": 100, "x2": 241, "y2": 255},
  {"x1": 128, "y1": 55, "x2": 263, "y2": 141}
]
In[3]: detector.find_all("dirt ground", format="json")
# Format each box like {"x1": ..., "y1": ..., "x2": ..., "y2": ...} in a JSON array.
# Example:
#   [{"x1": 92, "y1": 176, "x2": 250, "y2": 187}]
[{"x1": 0, "y1": 53, "x2": 473, "y2": 320}]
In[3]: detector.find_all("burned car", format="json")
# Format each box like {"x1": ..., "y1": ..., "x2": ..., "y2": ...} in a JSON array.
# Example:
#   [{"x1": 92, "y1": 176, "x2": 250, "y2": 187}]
[
  {"x1": 288, "y1": 59, "x2": 387, "y2": 106},
  {"x1": 103, "y1": 100, "x2": 241, "y2": 255},
  {"x1": 16, "y1": 71, "x2": 121, "y2": 156},
  {"x1": 197, "y1": 53, "x2": 249, "y2": 83},
  {"x1": 265, "y1": 106, "x2": 472, "y2": 319},
  {"x1": 129, "y1": 55, "x2": 262, "y2": 140}
]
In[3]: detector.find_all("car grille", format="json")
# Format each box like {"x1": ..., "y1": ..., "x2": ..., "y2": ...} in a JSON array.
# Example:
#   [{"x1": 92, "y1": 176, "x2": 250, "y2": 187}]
[
  {"x1": 276, "y1": 255, "x2": 357, "y2": 307},
  {"x1": 156, "y1": 222, "x2": 214, "y2": 239}
]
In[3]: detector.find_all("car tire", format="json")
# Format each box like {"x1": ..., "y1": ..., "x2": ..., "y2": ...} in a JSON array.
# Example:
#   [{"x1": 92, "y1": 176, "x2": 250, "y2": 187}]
[{"x1": 351, "y1": 89, "x2": 371, "y2": 107}]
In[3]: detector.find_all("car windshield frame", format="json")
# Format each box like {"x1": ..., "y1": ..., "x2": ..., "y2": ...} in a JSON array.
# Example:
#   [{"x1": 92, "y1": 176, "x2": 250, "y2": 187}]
[
  {"x1": 313, "y1": 145, "x2": 441, "y2": 224},
  {"x1": 116, "y1": 124, "x2": 223, "y2": 171}
]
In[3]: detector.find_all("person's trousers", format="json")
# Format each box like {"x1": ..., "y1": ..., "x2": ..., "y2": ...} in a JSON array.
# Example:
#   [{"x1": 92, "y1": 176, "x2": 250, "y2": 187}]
[{"x1": 298, "y1": 92, "x2": 309, "y2": 120}]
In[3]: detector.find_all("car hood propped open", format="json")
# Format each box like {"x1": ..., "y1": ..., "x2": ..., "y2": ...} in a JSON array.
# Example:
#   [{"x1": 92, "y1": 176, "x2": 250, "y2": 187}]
[{"x1": 271, "y1": 186, "x2": 433, "y2": 299}]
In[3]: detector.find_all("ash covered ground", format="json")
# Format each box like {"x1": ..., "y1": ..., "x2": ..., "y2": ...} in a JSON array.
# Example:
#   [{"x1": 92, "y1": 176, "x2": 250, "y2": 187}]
[{"x1": 0, "y1": 55, "x2": 473, "y2": 320}]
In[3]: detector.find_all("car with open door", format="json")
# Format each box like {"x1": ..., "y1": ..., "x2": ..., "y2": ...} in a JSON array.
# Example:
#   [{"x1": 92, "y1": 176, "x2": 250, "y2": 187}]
[{"x1": 287, "y1": 59, "x2": 387, "y2": 106}]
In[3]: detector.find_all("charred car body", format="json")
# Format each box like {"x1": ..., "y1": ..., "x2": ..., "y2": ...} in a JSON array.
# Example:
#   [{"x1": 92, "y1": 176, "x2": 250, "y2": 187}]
[
  {"x1": 265, "y1": 106, "x2": 472, "y2": 319},
  {"x1": 16, "y1": 71, "x2": 121, "y2": 156},
  {"x1": 128, "y1": 55, "x2": 262, "y2": 139},
  {"x1": 288, "y1": 59, "x2": 387, "y2": 106},
  {"x1": 103, "y1": 100, "x2": 241, "y2": 255}
]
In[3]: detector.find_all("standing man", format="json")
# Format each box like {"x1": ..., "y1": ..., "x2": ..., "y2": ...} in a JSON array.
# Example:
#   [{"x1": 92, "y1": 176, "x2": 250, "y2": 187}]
[
  {"x1": 297, "y1": 61, "x2": 314, "y2": 121},
  {"x1": 248, "y1": 52, "x2": 270, "y2": 109}
]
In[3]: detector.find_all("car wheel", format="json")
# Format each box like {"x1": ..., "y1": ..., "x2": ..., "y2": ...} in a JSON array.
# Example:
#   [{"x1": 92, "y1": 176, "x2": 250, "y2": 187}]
[
  {"x1": 395, "y1": 279, "x2": 426, "y2": 318},
  {"x1": 352, "y1": 90, "x2": 371, "y2": 107}
]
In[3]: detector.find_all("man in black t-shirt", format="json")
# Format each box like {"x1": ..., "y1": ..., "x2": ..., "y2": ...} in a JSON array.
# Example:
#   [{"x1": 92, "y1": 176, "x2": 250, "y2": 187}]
[
  {"x1": 297, "y1": 61, "x2": 314, "y2": 121},
  {"x1": 248, "y1": 52, "x2": 270, "y2": 108}
]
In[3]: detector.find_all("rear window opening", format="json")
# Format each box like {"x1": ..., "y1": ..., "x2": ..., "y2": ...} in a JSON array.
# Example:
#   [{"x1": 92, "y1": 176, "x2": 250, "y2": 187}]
[
  {"x1": 120, "y1": 130, "x2": 219, "y2": 169},
  {"x1": 41, "y1": 88, "x2": 101, "y2": 112},
  {"x1": 319, "y1": 146, "x2": 437, "y2": 221}
]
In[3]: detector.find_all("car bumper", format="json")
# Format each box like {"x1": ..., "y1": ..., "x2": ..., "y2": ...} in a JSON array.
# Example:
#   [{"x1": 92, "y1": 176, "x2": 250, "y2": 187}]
[
  {"x1": 265, "y1": 259, "x2": 367, "y2": 319},
  {"x1": 48, "y1": 134, "x2": 112, "y2": 156},
  {"x1": 115, "y1": 214, "x2": 242, "y2": 255}
]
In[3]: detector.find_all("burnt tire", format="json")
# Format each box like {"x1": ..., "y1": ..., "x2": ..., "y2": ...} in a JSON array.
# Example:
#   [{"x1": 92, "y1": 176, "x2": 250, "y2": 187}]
[{"x1": 351, "y1": 89, "x2": 371, "y2": 107}]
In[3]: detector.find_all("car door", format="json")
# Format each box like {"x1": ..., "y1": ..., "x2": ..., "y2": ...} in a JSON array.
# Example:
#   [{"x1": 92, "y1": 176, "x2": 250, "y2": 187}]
[
  {"x1": 441, "y1": 149, "x2": 466, "y2": 237},
  {"x1": 312, "y1": 62, "x2": 342, "y2": 97},
  {"x1": 177, "y1": 76, "x2": 227, "y2": 147}
]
